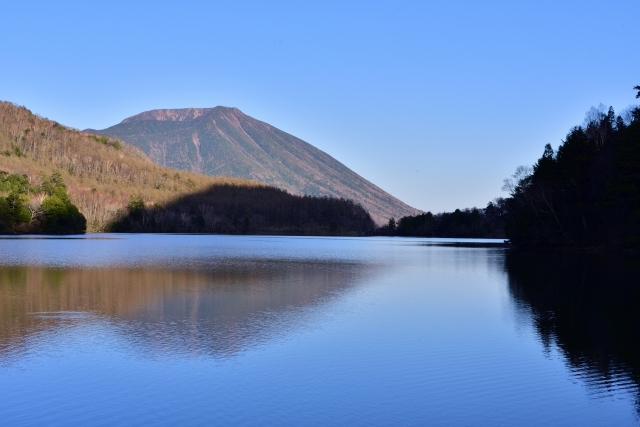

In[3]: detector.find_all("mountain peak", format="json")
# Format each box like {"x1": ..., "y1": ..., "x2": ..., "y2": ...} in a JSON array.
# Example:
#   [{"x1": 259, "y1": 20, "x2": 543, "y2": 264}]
[
  {"x1": 120, "y1": 107, "x2": 242, "y2": 124},
  {"x1": 98, "y1": 107, "x2": 419, "y2": 224}
]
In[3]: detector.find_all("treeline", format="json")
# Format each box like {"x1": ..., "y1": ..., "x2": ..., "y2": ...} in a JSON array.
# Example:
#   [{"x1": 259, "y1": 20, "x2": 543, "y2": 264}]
[
  {"x1": 502, "y1": 94, "x2": 640, "y2": 248},
  {"x1": 108, "y1": 184, "x2": 375, "y2": 235},
  {"x1": 0, "y1": 171, "x2": 86, "y2": 234},
  {"x1": 377, "y1": 199, "x2": 506, "y2": 238}
]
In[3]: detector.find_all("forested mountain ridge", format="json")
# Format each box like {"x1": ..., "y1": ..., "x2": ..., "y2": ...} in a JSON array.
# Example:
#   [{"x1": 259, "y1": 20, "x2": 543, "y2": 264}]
[
  {"x1": 89, "y1": 107, "x2": 420, "y2": 224},
  {"x1": 0, "y1": 101, "x2": 374, "y2": 234},
  {"x1": 0, "y1": 101, "x2": 263, "y2": 231}
]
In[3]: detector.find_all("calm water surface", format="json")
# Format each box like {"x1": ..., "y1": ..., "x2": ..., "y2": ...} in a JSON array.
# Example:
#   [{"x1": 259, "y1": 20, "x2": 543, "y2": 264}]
[{"x1": 0, "y1": 234, "x2": 638, "y2": 426}]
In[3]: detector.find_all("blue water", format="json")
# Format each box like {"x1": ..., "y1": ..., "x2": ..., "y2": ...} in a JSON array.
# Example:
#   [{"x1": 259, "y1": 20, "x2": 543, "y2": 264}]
[{"x1": 0, "y1": 235, "x2": 637, "y2": 426}]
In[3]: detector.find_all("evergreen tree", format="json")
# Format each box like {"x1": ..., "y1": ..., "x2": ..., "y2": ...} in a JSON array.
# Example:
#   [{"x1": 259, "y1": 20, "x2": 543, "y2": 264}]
[{"x1": 503, "y1": 91, "x2": 640, "y2": 248}]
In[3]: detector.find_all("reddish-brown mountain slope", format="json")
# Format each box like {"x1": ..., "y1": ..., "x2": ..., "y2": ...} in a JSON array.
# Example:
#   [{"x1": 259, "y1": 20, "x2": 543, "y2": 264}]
[{"x1": 91, "y1": 107, "x2": 420, "y2": 224}]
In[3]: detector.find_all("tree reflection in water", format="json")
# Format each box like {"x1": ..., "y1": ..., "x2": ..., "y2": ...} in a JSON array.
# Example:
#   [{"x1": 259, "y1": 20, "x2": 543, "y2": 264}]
[{"x1": 505, "y1": 250, "x2": 640, "y2": 414}]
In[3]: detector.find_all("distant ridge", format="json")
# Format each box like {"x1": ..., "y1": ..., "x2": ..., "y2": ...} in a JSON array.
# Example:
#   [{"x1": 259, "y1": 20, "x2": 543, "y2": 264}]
[
  {"x1": 121, "y1": 108, "x2": 214, "y2": 123},
  {"x1": 90, "y1": 107, "x2": 420, "y2": 224}
]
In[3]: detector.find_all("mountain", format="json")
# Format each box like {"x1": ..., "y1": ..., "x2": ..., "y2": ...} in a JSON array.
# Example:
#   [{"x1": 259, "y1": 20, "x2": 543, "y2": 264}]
[
  {"x1": 0, "y1": 102, "x2": 262, "y2": 230},
  {"x1": 89, "y1": 107, "x2": 420, "y2": 224},
  {"x1": 0, "y1": 101, "x2": 374, "y2": 234}
]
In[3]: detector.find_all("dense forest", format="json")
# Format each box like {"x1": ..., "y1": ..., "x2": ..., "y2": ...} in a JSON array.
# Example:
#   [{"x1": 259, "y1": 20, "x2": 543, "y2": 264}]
[
  {"x1": 0, "y1": 171, "x2": 86, "y2": 233},
  {"x1": 108, "y1": 185, "x2": 375, "y2": 235},
  {"x1": 502, "y1": 90, "x2": 640, "y2": 248},
  {"x1": 377, "y1": 200, "x2": 506, "y2": 238}
]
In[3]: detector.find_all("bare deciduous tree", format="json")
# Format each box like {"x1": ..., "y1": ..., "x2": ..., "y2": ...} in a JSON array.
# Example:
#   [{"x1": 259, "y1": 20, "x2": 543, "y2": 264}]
[
  {"x1": 582, "y1": 104, "x2": 610, "y2": 149},
  {"x1": 26, "y1": 193, "x2": 46, "y2": 223}
]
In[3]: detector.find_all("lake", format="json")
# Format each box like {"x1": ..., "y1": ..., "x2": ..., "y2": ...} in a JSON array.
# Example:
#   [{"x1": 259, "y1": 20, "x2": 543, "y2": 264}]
[{"x1": 0, "y1": 234, "x2": 638, "y2": 426}]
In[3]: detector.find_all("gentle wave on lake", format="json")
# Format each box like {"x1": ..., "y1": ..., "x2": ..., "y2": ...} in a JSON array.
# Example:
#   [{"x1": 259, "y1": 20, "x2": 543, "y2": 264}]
[{"x1": 0, "y1": 234, "x2": 638, "y2": 426}]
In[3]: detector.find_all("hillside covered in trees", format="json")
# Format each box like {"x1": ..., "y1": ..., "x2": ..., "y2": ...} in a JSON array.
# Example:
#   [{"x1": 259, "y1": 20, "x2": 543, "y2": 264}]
[
  {"x1": 502, "y1": 93, "x2": 640, "y2": 248},
  {"x1": 0, "y1": 101, "x2": 375, "y2": 235},
  {"x1": 109, "y1": 185, "x2": 374, "y2": 235}
]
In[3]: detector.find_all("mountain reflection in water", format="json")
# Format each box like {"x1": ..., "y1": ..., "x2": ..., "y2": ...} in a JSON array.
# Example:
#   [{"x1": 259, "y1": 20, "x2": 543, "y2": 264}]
[
  {"x1": 3, "y1": 236, "x2": 640, "y2": 425},
  {"x1": 505, "y1": 250, "x2": 640, "y2": 412},
  {"x1": 0, "y1": 260, "x2": 369, "y2": 361}
]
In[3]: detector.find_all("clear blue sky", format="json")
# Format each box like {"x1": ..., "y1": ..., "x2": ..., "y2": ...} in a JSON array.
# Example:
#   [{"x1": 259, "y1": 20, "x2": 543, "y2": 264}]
[{"x1": 1, "y1": 0, "x2": 638, "y2": 212}]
